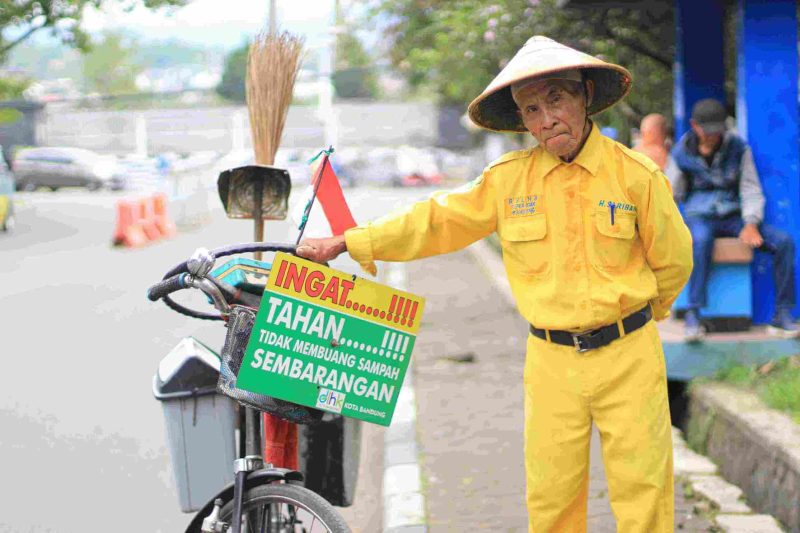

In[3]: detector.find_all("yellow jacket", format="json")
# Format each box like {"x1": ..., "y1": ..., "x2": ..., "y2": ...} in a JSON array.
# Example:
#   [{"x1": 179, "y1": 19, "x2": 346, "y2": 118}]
[{"x1": 345, "y1": 125, "x2": 693, "y2": 331}]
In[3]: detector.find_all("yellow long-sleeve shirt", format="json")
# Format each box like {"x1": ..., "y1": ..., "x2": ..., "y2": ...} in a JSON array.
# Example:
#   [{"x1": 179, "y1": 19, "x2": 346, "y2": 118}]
[{"x1": 345, "y1": 125, "x2": 693, "y2": 332}]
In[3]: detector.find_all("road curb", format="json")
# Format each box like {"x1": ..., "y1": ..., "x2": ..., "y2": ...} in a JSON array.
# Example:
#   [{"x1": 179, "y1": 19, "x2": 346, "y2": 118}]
[
  {"x1": 674, "y1": 426, "x2": 785, "y2": 532},
  {"x1": 382, "y1": 262, "x2": 427, "y2": 533},
  {"x1": 684, "y1": 383, "x2": 797, "y2": 532}
]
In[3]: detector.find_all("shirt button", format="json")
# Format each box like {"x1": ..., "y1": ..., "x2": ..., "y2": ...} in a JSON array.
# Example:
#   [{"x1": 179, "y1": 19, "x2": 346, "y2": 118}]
[
  {"x1": 567, "y1": 191, "x2": 575, "y2": 199},
  {"x1": 580, "y1": 302, "x2": 587, "y2": 309},
  {"x1": 574, "y1": 263, "x2": 582, "y2": 272}
]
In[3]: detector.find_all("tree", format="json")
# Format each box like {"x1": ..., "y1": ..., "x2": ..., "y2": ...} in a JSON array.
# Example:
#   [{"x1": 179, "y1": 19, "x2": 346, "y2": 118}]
[
  {"x1": 216, "y1": 42, "x2": 248, "y2": 103},
  {"x1": 0, "y1": 77, "x2": 31, "y2": 101},
  {"x1": 333, "y1": 31, "x2": 378, "y2": 99},
  {"x1": 0, "y1": 0, "x2": 186, "y2": 61},
  {"x1": 366, "y1": 0, "x2": 675, "y2": 140},
  {"x1": 81, "y1": 32, "x2": 139, "y2": 95}
]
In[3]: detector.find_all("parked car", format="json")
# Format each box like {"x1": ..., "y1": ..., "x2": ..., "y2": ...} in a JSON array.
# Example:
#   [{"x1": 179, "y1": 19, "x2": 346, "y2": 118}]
[
  {"x1": 392, "y1": 146, "x2": 444, "y2": 187},
  {"x1": 13, "y1": 146, "x2": 117, "y2": 191},
  {"x1": 0, "y1": 146, "x2": 14, "y2": 232}
]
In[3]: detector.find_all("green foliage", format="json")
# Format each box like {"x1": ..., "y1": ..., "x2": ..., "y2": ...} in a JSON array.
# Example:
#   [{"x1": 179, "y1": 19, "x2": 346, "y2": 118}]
[
  {"x1": 0, "y1": 0, "x2": 187, "y2": 61},
  {"x1": 0, "y1": 108, "x2": 24, "y2": 125},
  {"x1": 366, "y1": 0, "x2": 675, "y2": 136},
  {"x1": 714, "y1": 363, "x2": 757, "y2": 386},
  {"x1": 758, "y1": 359, "x2": 800, "y2": 422},
  {"x1": 334, "y1": 32, "x2": 378, "y2": 99},
  {"x1": 713, "y1": 356, "x2": 800, "y2": 424},
  {"x1": 81, "y1": 32, "x2": 140, "y2": 95},
  {"x1": 0, "y1": 77, "x2": 30, "y2": 101},
  {"x1": 216, "y1": 42, "x2": 248, "y2": 103}
]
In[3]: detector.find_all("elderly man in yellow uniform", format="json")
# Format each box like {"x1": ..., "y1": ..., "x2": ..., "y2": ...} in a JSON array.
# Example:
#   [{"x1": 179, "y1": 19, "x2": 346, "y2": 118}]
[{"x1": 298, "y1": 36, "x2": 692, "y2": 533}]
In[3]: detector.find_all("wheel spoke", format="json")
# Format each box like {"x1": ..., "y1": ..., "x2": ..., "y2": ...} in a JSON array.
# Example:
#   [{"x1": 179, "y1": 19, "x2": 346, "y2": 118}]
[
  {"x1": 259, "y1": 504, "x2": 267, "y2": 533},
  {"x1": 221, "y1": 485, "x2": 341, "y2": 533}
]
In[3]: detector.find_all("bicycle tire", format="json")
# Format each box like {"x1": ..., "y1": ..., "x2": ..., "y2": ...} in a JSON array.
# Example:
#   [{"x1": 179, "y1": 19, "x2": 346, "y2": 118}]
[{"x1": 219, "y1": 483, "x2": 351, "y2": 533}]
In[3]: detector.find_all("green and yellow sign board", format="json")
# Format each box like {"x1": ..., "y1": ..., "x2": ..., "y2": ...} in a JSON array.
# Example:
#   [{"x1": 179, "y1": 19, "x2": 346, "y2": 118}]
[{"x1": 237, "y1": 253, "x2": 425, "y2": 426}]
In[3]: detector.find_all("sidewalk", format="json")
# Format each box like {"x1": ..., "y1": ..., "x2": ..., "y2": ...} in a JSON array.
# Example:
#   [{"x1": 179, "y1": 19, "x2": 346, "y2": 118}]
[{"x1": 402, "y1": 244, "x2": 714, "y2": 531}]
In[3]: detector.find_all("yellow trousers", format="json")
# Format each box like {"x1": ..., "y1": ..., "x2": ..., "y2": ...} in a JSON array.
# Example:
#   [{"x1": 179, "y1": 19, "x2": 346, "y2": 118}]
[{"x1": 523, "y1": 321, "x2": 673, "y2": 532}]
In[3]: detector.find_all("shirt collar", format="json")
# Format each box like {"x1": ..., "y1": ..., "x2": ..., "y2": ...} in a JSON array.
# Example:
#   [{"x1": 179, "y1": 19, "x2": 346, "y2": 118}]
[{"x1": 537, "y1": 121, "x2": 602, "y2": 177}]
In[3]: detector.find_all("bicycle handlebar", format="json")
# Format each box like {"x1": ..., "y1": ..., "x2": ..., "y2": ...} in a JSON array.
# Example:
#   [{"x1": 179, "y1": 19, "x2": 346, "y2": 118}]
[
  {"x1": 149, "y1": 242, "x2": 300, "y2": 321},
  {"x1": 147, "y1": 273, "x2": 188, "y2": 302}
]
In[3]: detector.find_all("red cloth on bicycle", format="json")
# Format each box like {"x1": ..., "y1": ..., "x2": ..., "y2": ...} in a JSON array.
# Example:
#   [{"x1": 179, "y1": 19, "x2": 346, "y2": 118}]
[
  {"x1": 262, "y1": 413, "x2": 298, "y2": 470},
  {"x1": 312, "y1": 158, "x2": 356, "y2": 236}
]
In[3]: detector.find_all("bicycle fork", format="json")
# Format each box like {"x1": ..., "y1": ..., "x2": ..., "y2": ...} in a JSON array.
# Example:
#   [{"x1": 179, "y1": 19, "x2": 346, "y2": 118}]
[
  {"x1": 203, "y1": 407, "x2": 267, "y2": 533},
  {"x1": 201, "y1": 455, "x2": 265, "y2": 533}
]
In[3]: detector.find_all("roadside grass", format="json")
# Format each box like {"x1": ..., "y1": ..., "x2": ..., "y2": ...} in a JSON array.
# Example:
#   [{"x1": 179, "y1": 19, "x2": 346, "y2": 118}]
[{"x1": 712, "y1": 355, "x2": 800, "y2": 423}]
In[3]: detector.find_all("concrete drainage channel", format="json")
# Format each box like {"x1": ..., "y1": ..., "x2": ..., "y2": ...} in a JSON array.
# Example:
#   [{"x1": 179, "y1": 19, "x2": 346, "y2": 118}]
[
  {"x1": 683, "y1": 383, "x2": 799, "y2": 532},
  {"x1": 674, "y1": 426, "x2": 785, "y2": 532}
]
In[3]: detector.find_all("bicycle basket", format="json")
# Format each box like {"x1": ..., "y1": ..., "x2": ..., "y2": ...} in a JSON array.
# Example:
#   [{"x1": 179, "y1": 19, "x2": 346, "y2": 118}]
[{"x1": 217, "y1": 305, "x2": 324, "y2": 425}]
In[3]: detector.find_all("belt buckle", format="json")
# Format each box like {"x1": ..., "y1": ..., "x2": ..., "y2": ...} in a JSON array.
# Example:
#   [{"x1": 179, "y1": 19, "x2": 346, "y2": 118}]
[{"x1": 572, "y1": 330, "x2": 599, "y2": 353}]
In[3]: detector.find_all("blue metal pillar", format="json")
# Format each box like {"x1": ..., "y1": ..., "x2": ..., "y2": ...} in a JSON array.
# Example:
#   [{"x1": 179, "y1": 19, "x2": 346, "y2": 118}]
[
  {"x1": 673, "y1": 0, "x2": 726, "y2": 137},
  {"x1": 736, "y1": 0, "x2": 800, "y2": 323}
]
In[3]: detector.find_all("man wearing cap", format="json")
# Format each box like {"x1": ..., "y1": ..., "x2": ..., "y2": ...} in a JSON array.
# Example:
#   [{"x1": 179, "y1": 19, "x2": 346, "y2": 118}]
[
  {"x1": 667, "y1": 98, "x2": 799, "y2": 341},
  {"x1": 298, "y1": 36, "x2": 692, "y2": 532}
]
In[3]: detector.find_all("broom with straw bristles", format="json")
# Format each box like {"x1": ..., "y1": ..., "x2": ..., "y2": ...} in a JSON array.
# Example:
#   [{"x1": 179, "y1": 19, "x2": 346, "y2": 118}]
[
  {"x1": 243, "y1": 30, "x2": 306, "y2": 470},
  {"x1": 245, "y1": 29, "x2": 305, "y2": 249}
]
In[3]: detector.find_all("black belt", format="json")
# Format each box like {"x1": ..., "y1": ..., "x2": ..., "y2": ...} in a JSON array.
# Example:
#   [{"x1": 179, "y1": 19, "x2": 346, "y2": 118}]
[{"x1": 529, "y1": 305, "x2": 652, "y2": 353}]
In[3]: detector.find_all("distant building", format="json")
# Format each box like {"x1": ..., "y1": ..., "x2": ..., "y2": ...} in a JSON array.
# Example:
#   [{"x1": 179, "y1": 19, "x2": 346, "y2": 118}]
[{"x1": 135, "y1": 64, "x2": 222, "y2": 93}]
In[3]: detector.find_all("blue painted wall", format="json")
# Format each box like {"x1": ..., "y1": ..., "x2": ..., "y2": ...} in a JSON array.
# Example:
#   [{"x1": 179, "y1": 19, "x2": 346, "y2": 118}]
[
  {"x1": 673, "y1": 0, "x2": 726, "y2": 137},
  {"x1": 736, "y1": 0, "x2": 800, "y2": 323}
]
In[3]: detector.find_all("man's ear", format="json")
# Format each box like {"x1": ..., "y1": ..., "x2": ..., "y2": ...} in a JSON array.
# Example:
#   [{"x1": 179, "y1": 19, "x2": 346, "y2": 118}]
[{"x1": 584, "y1": 79, "x2": 595, "y2": 108}]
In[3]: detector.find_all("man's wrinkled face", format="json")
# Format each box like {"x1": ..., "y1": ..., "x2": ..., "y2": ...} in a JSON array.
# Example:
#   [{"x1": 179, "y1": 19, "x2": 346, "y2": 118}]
[{"x1": 514, "y1": 79, "x2": 591, "y2": 159}]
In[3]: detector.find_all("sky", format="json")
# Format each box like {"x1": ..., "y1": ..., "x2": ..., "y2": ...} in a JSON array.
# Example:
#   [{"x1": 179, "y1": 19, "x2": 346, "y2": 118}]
[{"x1": 78, "y1": 0, "x2": 359, "y2": 51}]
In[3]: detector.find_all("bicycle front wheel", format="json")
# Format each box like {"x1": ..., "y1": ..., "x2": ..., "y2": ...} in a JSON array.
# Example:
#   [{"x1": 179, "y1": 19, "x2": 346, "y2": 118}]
[{"x1": 219, "y1": 483, "x2": 351, "y2": 533}]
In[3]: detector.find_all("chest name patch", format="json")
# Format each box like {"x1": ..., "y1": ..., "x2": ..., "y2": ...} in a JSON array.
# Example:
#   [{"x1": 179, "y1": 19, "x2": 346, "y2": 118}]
[
  {"x1": 597, "y1": 199, "x2": 636, "y2": 213},
  {"x1": 504, "y1": 195, "x2": 540, "y2": 218}
]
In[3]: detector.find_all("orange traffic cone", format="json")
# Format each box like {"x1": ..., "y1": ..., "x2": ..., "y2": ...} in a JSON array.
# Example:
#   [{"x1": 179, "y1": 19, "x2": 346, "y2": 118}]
[
  {"x1": 137, "y1": 196, "x2": 161, "y2": 242},
  {"x1": 112, "y1": 200, "x2": 148, "y2": 248},
  {"x1": 152, "y1": 192, "x2": 177, "y2": 239}
]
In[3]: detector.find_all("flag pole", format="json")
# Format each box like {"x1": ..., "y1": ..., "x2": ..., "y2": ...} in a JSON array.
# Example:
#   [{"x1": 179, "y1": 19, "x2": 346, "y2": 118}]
[{"x1": 295, "y1": 146, "x2": 334, "y2": 245}]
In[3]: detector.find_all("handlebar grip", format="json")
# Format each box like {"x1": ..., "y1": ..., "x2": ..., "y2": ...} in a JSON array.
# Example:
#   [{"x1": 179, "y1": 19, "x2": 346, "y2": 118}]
[{"x1": 147, "y1": 273, "x2": 188, "y2": 301}]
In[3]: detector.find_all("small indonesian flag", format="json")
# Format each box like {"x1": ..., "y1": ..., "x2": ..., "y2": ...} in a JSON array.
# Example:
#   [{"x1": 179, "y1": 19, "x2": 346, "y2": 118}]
[{"x1": 311, "y1": 157, "x2": 357, "y2": 235}]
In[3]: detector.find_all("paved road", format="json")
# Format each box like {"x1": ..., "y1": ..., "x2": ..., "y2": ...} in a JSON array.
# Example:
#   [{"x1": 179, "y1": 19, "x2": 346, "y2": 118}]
[{"x1": 0, "y1": 185, "x2": 431, "y2": 532}]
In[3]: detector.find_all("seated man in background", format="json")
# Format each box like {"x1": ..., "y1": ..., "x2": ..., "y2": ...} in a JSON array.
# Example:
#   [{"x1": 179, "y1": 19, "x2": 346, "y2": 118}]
[
  {"x1": 633, "y1": 113, "x2": 670, "y2": 170},
  {"x1": 666, "y1": 98, "x2": 799, "y2": 341}
]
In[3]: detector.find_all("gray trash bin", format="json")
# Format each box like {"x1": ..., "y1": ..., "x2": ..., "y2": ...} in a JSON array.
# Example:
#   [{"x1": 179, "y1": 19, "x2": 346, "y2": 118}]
[{"x1": 153, "y1": 337, "x2": 237, "y2": 513}]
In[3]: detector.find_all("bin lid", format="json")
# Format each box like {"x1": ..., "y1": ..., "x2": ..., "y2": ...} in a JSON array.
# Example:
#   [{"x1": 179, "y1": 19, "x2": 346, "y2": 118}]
[{"x1": 154, "y1": 337, "x2": 221, "y2": 399}]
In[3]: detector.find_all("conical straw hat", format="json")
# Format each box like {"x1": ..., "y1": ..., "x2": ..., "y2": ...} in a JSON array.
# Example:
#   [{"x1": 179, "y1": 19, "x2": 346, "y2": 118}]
[{"x1": 467, "y1": 36, "x2": 632, "y2": 133}]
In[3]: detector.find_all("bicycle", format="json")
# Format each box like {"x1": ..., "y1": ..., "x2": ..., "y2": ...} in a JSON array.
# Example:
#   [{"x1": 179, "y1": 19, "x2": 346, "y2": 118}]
[{"x1": 148, "y1": 242, "x2": 352, "y2": 533}]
